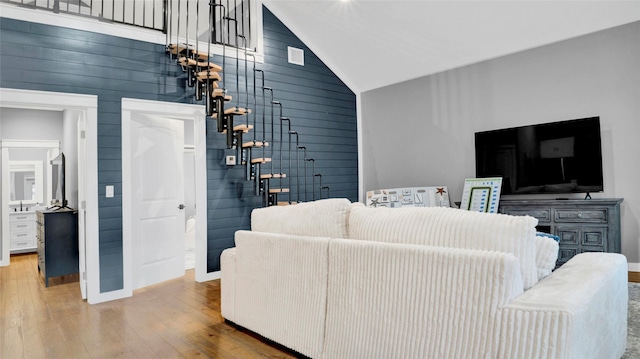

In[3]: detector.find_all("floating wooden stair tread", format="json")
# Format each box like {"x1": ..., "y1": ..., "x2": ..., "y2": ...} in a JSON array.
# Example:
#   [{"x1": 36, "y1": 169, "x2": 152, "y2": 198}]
[
  {"x1": 178, "y1": 57, "x2": 223, "y2": 71},
  {"x1": 169, "y1": 47, "x2": 208, "y2": 61},
  {"x1": 191, "y1": 49, "x2": 211, "y2": 61},
  {"x1": 242, "y1": 141, "x2": 268, "y2": 148},
  {"x1": 259, "y1": 173, "x2": 286, "y2": 179},
  {"x1": 251, "y1": 157, "x2": 271, "y2": 164},
  {"x1": 234, "y1": 124, "x2": 253, "y2": 132},
  {"x1": 269, "y1": 188, "x2": 290, "y2": 194},
  {"x1": 211, "y1": 89, "x2": 232, "y2": 100},
  {"x1": 210, "y1": 107, "x2": 251, "y2": 118},
  {"x1": 167, "y1": 44, "x2": 190, "y2": 55},
  {"x1": 225, "y1": 107, "x2": 251, "y2": 116},
  {"x1": 277, "y1": 201, "x2": 297, "y2": 206},
  {"x1": 177, "y1": 57, "x2": 198, "y2": 67},
  {"x1": 220, "y1": 124, "x2": 252, "y2": 134},
  {"x1": 196, "y1": 71, "x2": 221, "y2": 81}
]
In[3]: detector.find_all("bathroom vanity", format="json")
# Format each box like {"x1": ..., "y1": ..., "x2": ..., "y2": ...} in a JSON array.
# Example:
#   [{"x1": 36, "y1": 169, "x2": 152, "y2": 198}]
[{"x1": 9, "y1": 210, "x2": 37, "y2": 253}]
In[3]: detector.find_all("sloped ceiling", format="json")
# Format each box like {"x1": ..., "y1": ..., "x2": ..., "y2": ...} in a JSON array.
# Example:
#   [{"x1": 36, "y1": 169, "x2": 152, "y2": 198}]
[{"x1": 263, "y1": 0, "x2": 640, "y2": 93}]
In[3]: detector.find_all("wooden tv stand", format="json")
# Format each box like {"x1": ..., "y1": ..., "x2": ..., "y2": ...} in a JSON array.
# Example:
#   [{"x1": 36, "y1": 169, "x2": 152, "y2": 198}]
[{"x1": 499, "y1": 198, "x2": 623, "y2": 267}]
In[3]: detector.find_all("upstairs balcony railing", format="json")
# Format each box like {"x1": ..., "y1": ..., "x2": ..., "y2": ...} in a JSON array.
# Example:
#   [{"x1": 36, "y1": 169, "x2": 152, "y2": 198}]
[
  {"x1": 2, "y1": 0, "x2": 257, "y2": 51},
  {"x1": 167, "y1": 0, "x2": 256, "y2": 52},
  {"x1": 1, "y1": 0, "x2": 166, "y2": 31}
]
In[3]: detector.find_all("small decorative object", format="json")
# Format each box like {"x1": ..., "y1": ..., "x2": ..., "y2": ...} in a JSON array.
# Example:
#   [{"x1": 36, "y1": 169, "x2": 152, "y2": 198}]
[{"x1": 366, "y1": 186, "x2": 450, "y2": 208}]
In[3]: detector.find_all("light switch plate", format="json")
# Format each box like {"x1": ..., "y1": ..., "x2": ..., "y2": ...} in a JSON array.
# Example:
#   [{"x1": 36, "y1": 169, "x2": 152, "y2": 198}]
[
  {"x1": 106, "y1": 185, "x2": 114, "y2": 198},
  {"x1": 226, "y1": 155, "x2": 236, "y2": 165}
]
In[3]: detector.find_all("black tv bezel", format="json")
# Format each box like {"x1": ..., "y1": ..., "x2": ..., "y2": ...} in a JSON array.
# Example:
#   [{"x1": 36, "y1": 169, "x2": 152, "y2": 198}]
[
  {"x1": 474, "y1": 116, "x2": 604, "y2": 196},
  {"x1": 51, "y1": 152, "x2": 67, "y2": 208}
]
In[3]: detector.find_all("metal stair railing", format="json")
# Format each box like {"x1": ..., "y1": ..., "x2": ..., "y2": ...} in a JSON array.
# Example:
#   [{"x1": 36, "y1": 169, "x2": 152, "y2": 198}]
[{"x1": 164, "y1": 0, "x2": 329, "y2": 206}]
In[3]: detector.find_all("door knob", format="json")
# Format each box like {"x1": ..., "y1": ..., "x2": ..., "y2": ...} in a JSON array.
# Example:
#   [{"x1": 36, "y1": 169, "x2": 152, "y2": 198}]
[{"x1": 178, "y1": 204, "x2": 185, "y2": 210}]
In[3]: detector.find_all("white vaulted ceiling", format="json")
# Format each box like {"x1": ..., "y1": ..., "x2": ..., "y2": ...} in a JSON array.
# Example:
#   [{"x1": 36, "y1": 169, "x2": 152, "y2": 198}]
[{"x1": 263, "y1": 0, "x2": 640, "y2": 93}]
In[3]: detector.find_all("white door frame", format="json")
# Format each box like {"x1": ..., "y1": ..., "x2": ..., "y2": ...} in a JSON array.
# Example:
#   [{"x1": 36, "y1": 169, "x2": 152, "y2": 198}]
[
  {"x1": 0, "y1": 88, "x2": 101, "y2": 303},
  {"x1": 121, "y1": 98, "x2": 211, "y2": 299}
]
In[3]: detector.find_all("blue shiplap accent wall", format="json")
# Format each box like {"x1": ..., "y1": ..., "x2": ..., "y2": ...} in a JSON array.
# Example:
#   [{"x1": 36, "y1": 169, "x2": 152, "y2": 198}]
[
  {"x1": 204, "y1": 8, "x2": 358, "y2": 271},
  {"x1": 0, "y1": 17, "x2": 192, "y2": 292},
  {"x1": 0, "y1": 6, "x2": 357, "y2": 288}
]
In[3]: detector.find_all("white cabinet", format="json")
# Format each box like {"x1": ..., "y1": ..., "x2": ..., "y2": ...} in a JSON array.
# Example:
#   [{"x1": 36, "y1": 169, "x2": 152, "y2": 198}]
[{"x1": 9, "y1": 211, "x2": 37, "y2": 253}]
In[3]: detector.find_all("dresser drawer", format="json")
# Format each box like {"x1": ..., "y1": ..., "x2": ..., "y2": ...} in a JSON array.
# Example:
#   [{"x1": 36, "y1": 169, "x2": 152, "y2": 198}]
[
  {"x1": 11, "y1": 237, "x2": 35, "y2": 250},
  {"x1": 10, "y1": 221, "x2": 35, "y2": 232},
  {"x1": 555, "y1": 209, "x2": 608, "y2": 223},
  {"x1": 557, "y1": 226, "x2": 607, "y2": 249},
  {"x1": 501, "y1": 208, "x2": 551, "y2": 222},
  {"x1": 10, "y1": 213, "x2": 36, "y2": 222},
  {"x1": 500, "y1": 198, "x2": 622, "y2": 267},
  {"x1": 11, "y1": 230, "x2": 34, "y2": 241}
]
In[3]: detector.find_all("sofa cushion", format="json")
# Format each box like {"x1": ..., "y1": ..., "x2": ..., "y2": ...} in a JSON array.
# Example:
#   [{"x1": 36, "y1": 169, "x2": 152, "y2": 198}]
[
  {"x1": 534, "y1": 232, "x2": 560, "y2": 281},
  {"x1": 348, "y1": 205, "x2": 539, "y2": 289},
  {"x1": 251, "y1": 198, "x2": 352, "y2": 238},
  {"x1": 324, "y1": 238, "x2": 524, "y2": 358}
]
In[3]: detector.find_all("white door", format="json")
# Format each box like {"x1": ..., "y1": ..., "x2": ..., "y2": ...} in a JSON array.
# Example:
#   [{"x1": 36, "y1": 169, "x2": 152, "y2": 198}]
[{"x1": 131, "y1": 114, "x2": 185, "y2": 290}]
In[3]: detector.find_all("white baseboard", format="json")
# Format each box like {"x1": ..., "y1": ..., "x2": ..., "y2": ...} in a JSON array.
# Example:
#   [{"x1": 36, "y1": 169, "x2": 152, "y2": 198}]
[
  {"x1": 628, "y1": 263, "x2": 640, "y2": 272},
  {"x1": 196, "y1": 270, "x2": 221, "y2": 283}
]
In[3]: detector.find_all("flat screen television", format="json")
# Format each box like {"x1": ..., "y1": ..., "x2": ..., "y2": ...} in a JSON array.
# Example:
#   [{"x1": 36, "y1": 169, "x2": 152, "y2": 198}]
[
  {"x1": 475, "y1": 117, "x2": 603, "y2": 196},
  {"x1": 51, "y1": 152, "x2": 67, "y2": 207}
]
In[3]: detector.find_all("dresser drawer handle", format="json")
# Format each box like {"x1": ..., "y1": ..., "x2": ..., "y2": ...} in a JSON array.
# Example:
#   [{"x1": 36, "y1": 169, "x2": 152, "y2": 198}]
[
  {"x1": 16, "y1": 224, "x2": 27, "y2": 228},
  {"x1": 16, "y1": 241, "x2": 28, "y2": 246},
  {"x1": 17, "y1": 233, "x2": 27, "y2": 237}
]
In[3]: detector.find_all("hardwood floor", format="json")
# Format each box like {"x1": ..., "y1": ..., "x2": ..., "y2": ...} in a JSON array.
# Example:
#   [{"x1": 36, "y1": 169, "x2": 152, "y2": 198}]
[{"x1": 1, "y1": 253, "x2": 296, "y2": 359}]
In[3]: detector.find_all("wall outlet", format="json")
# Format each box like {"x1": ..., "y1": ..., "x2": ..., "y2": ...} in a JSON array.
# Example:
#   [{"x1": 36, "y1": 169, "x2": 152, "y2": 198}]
[{"x1": 226, "y1": 155, "x2": 236, "y2": 165}]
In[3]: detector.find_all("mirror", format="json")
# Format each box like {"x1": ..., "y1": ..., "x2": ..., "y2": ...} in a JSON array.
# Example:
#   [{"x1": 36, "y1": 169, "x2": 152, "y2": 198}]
[{"x1": 9, "y1": 161, "x2": 43, "y2": 205}]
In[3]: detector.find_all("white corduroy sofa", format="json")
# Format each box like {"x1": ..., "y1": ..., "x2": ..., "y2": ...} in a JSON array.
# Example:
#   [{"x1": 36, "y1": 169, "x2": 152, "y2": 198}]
[{"x1": 220, "y1": 198, "x2": 628, "y2": 359}]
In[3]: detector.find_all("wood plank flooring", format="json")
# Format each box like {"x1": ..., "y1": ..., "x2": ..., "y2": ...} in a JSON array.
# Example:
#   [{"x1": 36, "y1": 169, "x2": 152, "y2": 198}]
[{"x1": 1, "y1": 253, "x2": 296, "y2": 359}]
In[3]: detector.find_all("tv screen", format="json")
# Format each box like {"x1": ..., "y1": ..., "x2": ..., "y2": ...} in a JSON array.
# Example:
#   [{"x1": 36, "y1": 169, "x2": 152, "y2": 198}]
[{"x1": 475, "y1": 117, "x2": 603, "y2": 195}]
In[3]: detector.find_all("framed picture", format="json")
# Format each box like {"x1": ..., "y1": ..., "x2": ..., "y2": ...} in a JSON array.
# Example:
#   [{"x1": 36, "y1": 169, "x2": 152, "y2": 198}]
[
  {"x1": 366, "y1": 186, "x2": 450, "y2": 208},
  {"x1": 460, "y1": 177, "x2": 502, "y2": 213}
]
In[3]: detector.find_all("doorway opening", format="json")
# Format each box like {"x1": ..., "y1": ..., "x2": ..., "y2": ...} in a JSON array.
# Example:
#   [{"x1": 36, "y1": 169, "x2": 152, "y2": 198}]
[{"x1": 0, "y1": 88, "x2": 99, "y2": 303}]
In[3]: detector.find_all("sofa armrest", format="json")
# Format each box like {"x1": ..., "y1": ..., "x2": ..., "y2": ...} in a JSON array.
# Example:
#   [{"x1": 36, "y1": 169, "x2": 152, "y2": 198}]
[
  {"x1": 220, "y1": 247, "x2": 236, "y2": 321},
  {"x1": 499, "y1": 252, "x2": 627, "y2": 359},
  {"x1": 228, "y1": 230, "x2": 330, "y2": 359}
]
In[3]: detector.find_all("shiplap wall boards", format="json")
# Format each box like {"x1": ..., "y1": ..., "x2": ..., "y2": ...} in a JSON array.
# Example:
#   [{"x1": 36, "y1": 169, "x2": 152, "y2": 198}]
[{"x1": 0, "y1": 7, "x2": 358, "y2": 294}]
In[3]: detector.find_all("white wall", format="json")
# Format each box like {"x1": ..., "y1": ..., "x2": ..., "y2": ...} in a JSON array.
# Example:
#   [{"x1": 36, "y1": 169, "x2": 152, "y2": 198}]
[
  {"x1": 361, "y1": 21, "x2": 640, "y2": 262},
  {"x1": 0, "y1": 108, "x2": 64, "y2": 139}
]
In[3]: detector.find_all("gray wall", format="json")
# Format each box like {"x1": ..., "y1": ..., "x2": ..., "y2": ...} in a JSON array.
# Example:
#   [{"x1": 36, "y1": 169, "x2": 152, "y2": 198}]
[{"x1": 362, "y1": 21, "x2": 640, "y2": 262}]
